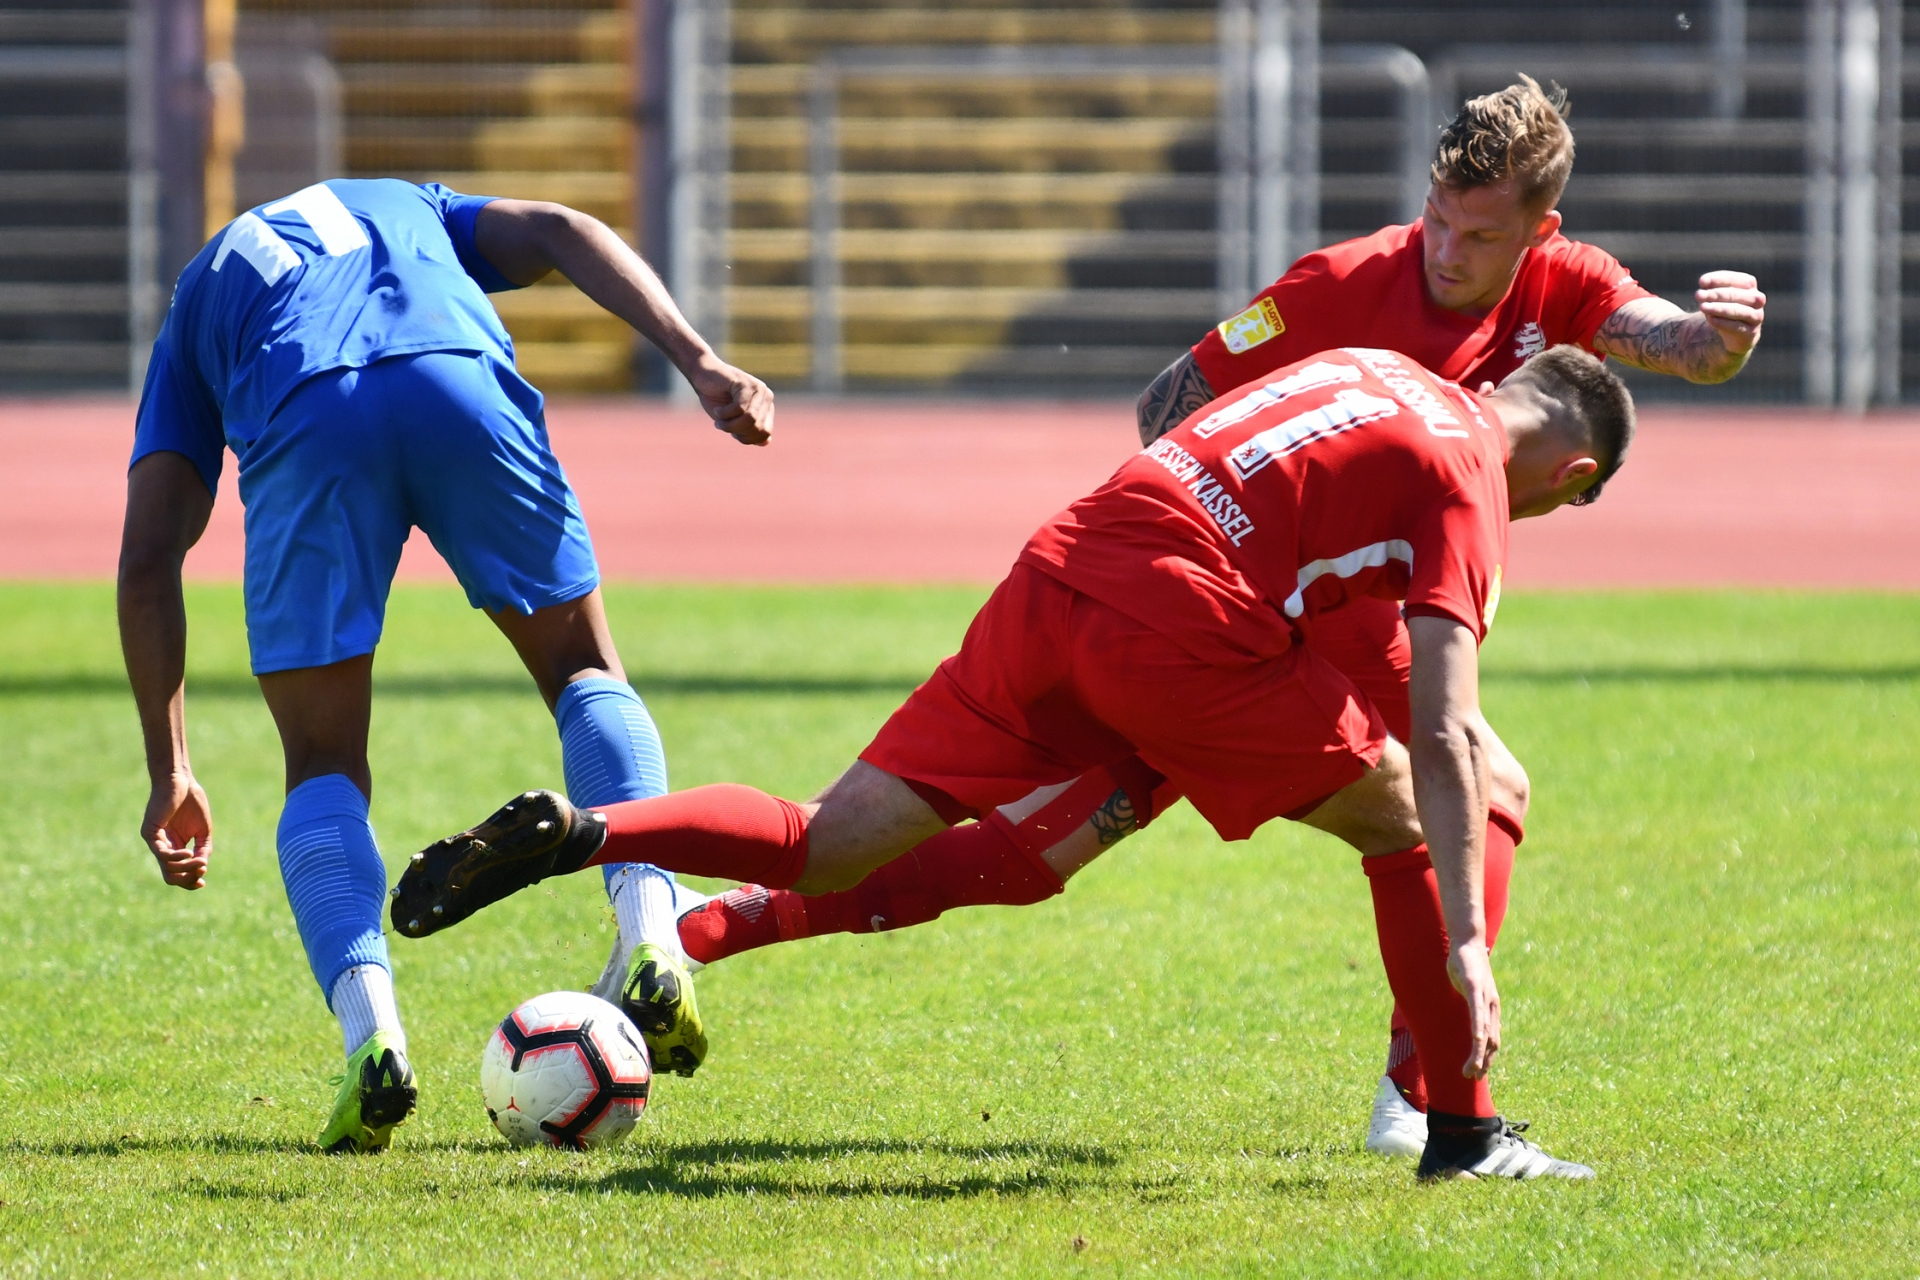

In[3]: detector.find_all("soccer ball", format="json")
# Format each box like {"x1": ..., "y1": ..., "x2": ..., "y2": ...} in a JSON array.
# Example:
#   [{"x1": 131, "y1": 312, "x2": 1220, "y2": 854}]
[{"x1": 480, "y1": 991, "x2": 652, "y2": 1149}]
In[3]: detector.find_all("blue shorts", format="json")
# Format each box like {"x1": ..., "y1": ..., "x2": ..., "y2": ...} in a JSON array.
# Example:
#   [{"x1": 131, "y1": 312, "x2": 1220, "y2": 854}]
[{"x1": 235, "y1": 350, "x2": 600, "y2": 674}]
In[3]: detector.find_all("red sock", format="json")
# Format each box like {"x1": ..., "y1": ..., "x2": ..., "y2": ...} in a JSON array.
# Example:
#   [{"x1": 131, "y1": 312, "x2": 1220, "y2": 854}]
[
  {"x1": 1382, "y1": 811, "x2": 1519, "y2": 1111},
  {"x1": 675, "y1": 761, "x2": 1166, "y2": 967},
  {"x1": 679, "y1": 810, "x2": 1065, "y2": 965},
  {"x1": 1383, "y1": 812, "x2": 1518, "y2": 1109},
  {"x1": 587, "y1": 784, "x2": 811, "y2": 888},
  {"x1": 1364, "y1": 841, "x2": 1500, "y2": 1118}
]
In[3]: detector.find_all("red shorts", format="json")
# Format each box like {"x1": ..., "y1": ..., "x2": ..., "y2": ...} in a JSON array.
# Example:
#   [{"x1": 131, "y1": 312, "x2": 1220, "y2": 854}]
[
  {"x1": 1309, "y1": 596, "x2": 1412, "y2": 742},
  {"x1": 860, "y1": 564, "x2": 1388, "y2": 841}
]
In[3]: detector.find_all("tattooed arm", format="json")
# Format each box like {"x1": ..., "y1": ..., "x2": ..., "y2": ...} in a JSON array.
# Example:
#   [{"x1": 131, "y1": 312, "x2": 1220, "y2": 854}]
[
  {"x1": 1135, "y1": 352, "x2": 1218, "y2": 445},
  {"x1": 1591, "y1": 270, "x2": 1766, "y2": 384}
]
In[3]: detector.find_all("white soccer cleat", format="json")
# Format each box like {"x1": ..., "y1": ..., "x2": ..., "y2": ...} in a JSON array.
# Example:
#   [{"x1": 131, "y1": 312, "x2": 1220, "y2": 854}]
[
  {"x1": 1365, "y1": 1074, "x2": 1428, "y2": 1157},
  {"x1": 588, "y1": 934, "x2": 631, "y2": 1003}
]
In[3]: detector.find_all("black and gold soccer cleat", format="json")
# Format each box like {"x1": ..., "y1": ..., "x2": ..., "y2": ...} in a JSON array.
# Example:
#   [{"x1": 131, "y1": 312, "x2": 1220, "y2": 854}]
[{"x1": 391, "y1": 789, "x2": 607, "y2": 939}]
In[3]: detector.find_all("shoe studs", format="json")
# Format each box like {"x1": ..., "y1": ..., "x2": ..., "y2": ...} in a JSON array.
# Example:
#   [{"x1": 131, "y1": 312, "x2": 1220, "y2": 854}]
[
  {"x1": 536, "y1": 821, "x2": 552, "y2": 833},
  {"x1": 432, "y1": 904, "x2": 444, "y2": 916}
]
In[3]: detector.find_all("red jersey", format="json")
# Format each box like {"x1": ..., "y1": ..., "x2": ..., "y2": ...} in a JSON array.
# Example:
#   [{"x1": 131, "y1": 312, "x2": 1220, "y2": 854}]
[
  {"x1": 1021, "y1": 348, "x2": 1509, "y2": 666},
  {"x1": 1190, "y1": 222, "x2": 1653, "y2": 397}
]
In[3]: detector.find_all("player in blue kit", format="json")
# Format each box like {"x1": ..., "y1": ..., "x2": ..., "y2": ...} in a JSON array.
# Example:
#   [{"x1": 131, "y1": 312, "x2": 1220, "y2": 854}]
[{"x1": 116, "y1": 179, "x2": 773, "y2": 1151}]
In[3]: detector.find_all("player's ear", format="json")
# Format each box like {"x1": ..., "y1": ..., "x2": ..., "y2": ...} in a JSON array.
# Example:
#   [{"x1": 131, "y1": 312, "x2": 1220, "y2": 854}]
[
  {"x1": 1552, "y1": 455, "x2": 1599, "y2": 493},
  {"x1": 1527, "y1": 208, "x2": 1563, "y2": 247}
]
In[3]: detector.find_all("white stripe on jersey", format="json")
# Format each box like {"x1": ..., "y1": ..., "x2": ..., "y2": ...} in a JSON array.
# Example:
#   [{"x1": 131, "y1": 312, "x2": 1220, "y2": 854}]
[
  {"x1": 1284, "y1": 539, "x2": 1413, "y2": 618},
  {"x1": 211, "y1": 212, "x2": 301, "y2": 285},
  {"x1": 262, "y1": 184, "x2": 371, "y2": 257}
]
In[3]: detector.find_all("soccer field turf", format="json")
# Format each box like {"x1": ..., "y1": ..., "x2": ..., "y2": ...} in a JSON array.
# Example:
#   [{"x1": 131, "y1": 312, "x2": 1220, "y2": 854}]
[{"x1": 2, "y1": 584, "x2": 1916, "y2": 1277}]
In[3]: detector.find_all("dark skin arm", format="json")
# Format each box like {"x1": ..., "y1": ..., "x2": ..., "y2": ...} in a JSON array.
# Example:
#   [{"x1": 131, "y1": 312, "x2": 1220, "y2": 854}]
[
  {"x1": 117, "y1": 451, "x2": 216, "y2": 889},
  {"x1": 472, "y1": 200, "x2": 775, "y2": 445},
  {"x1": 1134, "y1": 351, "x2": 1217, "y2": 445}
]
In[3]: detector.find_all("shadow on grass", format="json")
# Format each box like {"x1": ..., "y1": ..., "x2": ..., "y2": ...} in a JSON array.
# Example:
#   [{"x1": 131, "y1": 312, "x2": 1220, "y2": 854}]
[
  {"x1": 535, "y1": 1137, "x2": 1119, "y2": 1201},
  {"x1": 1481, "y1": 665, "x2": 1920, "y2": 684},
  {"x1": 0, "y1": 672, "x2": 926, "y2": 699},
  {"x1": 1, "y1": 1133, "x2": 488, "y2": 1158}
]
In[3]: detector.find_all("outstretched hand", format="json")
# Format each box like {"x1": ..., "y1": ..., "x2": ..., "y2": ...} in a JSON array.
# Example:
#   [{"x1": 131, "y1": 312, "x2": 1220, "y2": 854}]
[
  {"x1": 142, "y1": 772, "x2": 212, "y2": 890},
  {"x1": 1447, "y1": 939, "x2": 1501, "y2": 1079},
  {"x1": 1696, "y1": 270, "x2": 1765, "y2": 355},
  {"x1": 689, "y1": 358, "x2": 775, "y2": 447}
]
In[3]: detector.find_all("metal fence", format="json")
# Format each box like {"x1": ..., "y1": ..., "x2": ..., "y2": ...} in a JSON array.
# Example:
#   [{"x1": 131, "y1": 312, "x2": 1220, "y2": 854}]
[{"x1": 6, "y1": 0, "x2": 1918, "y2": 402}]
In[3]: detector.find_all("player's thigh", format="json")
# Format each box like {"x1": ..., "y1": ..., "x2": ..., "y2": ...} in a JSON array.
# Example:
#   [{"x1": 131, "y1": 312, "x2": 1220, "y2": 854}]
[
  {"x1": 860, "y1": 565, "x2": 1124, "y2": 821},
  {"x1": 235, "y1": 366, "x2": 413, "y2": 677},
  {"x1": 1310, "y1": 597, "x2": 1411, "y2": 742},
  {"x1": 387, "y1": 351, "x2": 602, "y2": 621},
  {"x1": 1068, "y1": 604, "x2": 1387, "y2": 842}
]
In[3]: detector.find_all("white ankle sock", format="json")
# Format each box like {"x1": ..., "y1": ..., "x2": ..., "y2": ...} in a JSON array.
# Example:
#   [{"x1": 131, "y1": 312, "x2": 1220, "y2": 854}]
[
  {"x1": 331, "y1": 964, "x2": 405, "y2": 1058},
  {"x1": 607, "y1": 864, "x2": 684, "y2": 961}
]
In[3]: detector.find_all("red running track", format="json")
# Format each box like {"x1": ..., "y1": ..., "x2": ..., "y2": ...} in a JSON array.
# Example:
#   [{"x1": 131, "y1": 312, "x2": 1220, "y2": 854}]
[{"x1": 4, "y1": 396, "x2": 1919, "y2": 588}]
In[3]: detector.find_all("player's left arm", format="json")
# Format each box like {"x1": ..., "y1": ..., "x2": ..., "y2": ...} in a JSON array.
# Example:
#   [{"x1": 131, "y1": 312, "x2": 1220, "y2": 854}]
[
  {"x1": 1591, "y1": 271, "x2": 1766, "y2": 384},
  {"x1": 472, "y1": 200, "x2": 774, "y2": 446}
]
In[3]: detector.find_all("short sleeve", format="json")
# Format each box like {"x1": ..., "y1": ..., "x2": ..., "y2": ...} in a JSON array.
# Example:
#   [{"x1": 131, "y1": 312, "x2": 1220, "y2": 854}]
[
  {"x1": 1401, "y1": 481, "x2": 1508, "y2": 643},
  {"x1": 131, "y1": 332, "x2": 225, "y2": 498},
  {"x1": 1189, "y1": 255, "x2": 1342, "y2": 397},
  {"x1": 1557, "y1": 239, "x2": 1658, "y2": 351},
  {"x1": 419, "y1": 182, "x2": 522, "y2": 294}
]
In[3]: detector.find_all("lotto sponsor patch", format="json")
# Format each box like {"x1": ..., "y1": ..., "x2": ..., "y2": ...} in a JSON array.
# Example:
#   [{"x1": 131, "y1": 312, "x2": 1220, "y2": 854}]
[{"x1": 1217, "y1": 297, "x2": 1285, "y2": 354}]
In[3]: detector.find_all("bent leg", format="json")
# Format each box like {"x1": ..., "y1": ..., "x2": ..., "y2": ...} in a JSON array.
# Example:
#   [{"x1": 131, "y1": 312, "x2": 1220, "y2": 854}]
[
  {"x1": 1384, "y1": 727, "x2": 1527, "y2": 1111},
  {"x1": 490, "y1": 588, "x2": 682, "y2": 954},
  {"x1": 258, "y1": 656, "x2": 404, "y2": 1056},
  {"x1": 1297, "y1": 742, "x2": 1491, "y2": 1119},
  {"x1": 587, "y1": 759, "x2": 949, "y2": 894},
  {"x1": 677, "y1": 765, "x2": 1162, "y2": 964}
]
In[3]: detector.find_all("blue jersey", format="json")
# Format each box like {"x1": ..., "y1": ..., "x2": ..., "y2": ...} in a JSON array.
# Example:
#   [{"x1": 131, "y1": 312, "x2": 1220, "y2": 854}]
[{"x1": 133, "y1": 179, "x2": 525, "y2": 495}]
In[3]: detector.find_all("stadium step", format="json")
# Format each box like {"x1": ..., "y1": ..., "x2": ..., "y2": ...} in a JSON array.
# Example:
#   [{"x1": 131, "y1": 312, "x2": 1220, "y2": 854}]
[
  {"x1": 248, "y1": 0, "x2": 637, "y2": 389},
  {"x1": 0, "y1": 14, "x2": 129, "y2": 392}
]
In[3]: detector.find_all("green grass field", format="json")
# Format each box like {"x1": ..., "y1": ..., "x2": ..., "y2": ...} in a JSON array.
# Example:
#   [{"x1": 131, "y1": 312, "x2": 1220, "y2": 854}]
[{"x1": 2, "y1": 583, "x2": 1917, "y2": 1277}]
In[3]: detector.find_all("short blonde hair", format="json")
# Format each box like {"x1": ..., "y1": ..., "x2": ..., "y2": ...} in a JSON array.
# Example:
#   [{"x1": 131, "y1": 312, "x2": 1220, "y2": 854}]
[{"x1": 1431, "y1": 74, "x2": 1575, "y2": 213}]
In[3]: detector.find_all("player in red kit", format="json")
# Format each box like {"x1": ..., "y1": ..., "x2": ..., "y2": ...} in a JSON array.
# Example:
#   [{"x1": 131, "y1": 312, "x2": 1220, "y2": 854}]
[
  {"x1": 588, "y1": 75, "x2": 1766, "y2": 1162},
  {"x1": 393, "y1": 343, "x2": 1634, "y2": 1181},
  {"x1": 1126, "y1": 71, "x2": 1766, "y2": 1157}
]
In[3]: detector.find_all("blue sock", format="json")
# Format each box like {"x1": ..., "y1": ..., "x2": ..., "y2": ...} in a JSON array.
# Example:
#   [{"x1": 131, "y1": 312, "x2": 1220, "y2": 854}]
[
  {"x1": 553, "y1": 678, "x2": 670, "y2": 892},
  {"x1": 277, "y1": 774, "x2": 390, "y2": 1006}
]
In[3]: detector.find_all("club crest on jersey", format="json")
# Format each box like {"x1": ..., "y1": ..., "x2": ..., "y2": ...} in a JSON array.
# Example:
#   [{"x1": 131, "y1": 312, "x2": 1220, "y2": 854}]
[
  {"x1": 1217, "y1": 297, "x2": 1285, "y2": 354},
  {"x1": 1512, "y1": 321, "x2": 1546, "y2": 361}
]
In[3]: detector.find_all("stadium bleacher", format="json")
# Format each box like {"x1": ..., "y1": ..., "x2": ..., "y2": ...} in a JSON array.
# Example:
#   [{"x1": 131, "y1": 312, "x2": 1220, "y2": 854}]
[
  {"x1": 0, "y1": 0, "x2": 131, "y2": 392},
  {"x1": 0, "y1": 0, "x2": 1911, "y2": 399}
]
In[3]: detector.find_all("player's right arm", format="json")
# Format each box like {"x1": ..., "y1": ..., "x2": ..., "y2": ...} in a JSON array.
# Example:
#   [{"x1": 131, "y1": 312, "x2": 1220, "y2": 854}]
[
  {"x1": 1135, "y1": 352, "x2": 1217, "y2": 445},
  {"x1": 471, "y1": 200, "x2": 774, "y2": 446},
  {"x1": 1406, "y1": 612, "x2": 1500, "y2": 1078},
  {"x1": 118, "y1": 450, "x2": 216, "y2": 890}
]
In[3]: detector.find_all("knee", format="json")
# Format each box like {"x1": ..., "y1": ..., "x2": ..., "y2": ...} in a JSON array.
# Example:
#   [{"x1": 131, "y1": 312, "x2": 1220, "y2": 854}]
[{"x1": 1489, "y1": 747, "x2": 1530, "y2": 821}]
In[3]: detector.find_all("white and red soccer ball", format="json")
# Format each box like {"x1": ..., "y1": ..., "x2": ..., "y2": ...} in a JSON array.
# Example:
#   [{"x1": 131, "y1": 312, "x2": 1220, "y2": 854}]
[{"x1": 480, "y1": 991, "x2": 651, "y2": 1149}]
